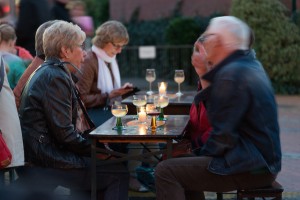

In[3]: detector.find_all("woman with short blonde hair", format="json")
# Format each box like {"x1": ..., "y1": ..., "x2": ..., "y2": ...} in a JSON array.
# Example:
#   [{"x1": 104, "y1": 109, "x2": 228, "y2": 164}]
[
  {"x1": 43, "y1": 21, "x2": 85, "y2": 58},
  {"x1": 92, "y1": 20, "x2": 129, "y2": 48},
  {"x1": 19, "y1": 20, "x2": 129, "y2": 200},
  {"x1": 76, "y1": 20, "x2": 133, "y2": 126}
]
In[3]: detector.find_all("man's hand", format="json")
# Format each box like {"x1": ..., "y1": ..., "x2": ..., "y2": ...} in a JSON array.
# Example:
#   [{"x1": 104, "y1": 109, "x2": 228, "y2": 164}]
[{"x1": 192, "y1": 42, "x2": 209, "y2": 76}]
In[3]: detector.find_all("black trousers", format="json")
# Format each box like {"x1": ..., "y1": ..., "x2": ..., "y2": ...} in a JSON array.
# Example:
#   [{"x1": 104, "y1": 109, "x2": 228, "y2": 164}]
[
  {"x1": 155, "y1": 156, "x2": 276, "y2": 200},
  {"x1": 7, "y1": 158, "x2": 129, "y2": 200}
]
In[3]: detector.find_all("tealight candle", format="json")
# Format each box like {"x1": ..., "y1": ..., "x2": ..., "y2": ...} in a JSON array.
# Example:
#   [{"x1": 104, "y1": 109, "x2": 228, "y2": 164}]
[
  {"x1": 138, "y1": 108, "x2": 147, "y2": 122},
  {"x1": 158, "y1": 82, "x2": 167, "y2": 96}
]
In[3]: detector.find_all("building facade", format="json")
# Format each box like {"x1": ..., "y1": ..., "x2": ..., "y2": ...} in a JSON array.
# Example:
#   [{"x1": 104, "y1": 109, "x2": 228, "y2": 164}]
[{"x1": 110, "y1": 0, "x2": 300, "y2": 22}]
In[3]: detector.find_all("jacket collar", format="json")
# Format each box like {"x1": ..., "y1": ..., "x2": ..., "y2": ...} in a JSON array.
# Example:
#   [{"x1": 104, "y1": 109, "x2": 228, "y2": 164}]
[
  {"x1": 194, "y1": 87, "x2": 210, "y2": 107},
  {"x1": 44, "y1": 57, "x2": 62, "y2": 65},
  {"x1": 202, "y1": 50, "x2": 250, "y2": 82}
]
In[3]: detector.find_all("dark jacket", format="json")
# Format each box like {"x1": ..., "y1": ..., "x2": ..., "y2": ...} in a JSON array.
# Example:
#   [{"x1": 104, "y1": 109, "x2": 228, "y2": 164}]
[
  {"x1": 51, "y1": 1, "x2": 72, "y2": 22},
  {"x1": 16, "y1": 0, "x2": 52, "y2": 55},
  {"x1": 19, "y1": 58, "x2": 91, "y2": 169},
  {"x1": 200, "y1": 50, "x2": 281, "y2": 175}
]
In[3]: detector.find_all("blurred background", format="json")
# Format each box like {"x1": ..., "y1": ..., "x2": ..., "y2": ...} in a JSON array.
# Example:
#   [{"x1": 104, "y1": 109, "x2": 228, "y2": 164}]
[{"x1": 0, "y1": 0, "x2": 299, "y2": 93}]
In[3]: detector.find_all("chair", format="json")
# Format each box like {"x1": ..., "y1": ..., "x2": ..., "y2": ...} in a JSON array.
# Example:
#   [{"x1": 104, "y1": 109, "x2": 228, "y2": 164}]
[
  {"x1": 0, "y1": 168, "x2": 16, "y2": 186},
  {"x1": 237, "y1": 181, "x2": 283, "y2": 200},
  {"x1": 216, "y1": 181, "x2": 284, "y2": 200}
]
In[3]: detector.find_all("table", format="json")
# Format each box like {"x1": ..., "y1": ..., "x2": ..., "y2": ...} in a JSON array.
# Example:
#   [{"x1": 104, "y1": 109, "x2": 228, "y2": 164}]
[
  {"x1": 122, "y1": 91, "x2": 197, "y2": 115},
  {"x1": 89, "y1": 115, "x2": 189, "y2": 200}
]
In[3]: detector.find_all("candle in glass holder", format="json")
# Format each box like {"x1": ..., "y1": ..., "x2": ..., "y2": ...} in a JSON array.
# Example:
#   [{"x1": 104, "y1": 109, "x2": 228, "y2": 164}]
[
  {"x1": 158, "y1": 82, "x2": 167, "y2": 96},
  {"x1": 138, "y1": 107, "x2": 147, "y2": 122}
]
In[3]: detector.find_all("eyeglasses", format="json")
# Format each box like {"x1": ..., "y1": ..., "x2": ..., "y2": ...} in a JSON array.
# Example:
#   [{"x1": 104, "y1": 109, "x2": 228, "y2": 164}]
[
  {"x1": 197, "y1": 33, "x2": 216, "y2": 43},
  {"x1": 76, "y1": 43, "x2": 85, "y2": 50},
  {"x1": 111, "y1": 42, "x2": 125, "y2": 49}
]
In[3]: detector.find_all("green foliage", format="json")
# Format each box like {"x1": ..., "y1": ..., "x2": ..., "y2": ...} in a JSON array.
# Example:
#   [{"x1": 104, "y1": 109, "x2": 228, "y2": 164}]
[
  {"x1": 165, "y1": 17, "x2": 200, "y2": 45},
  {"x1": 83, "y1": 0, "x2": 109, "y2": 27},
  {"x1": 231, "y1": 0, "x2": 300, "y2": 94},
  {"x1": 125, "y1": 19, "x2": 170, "y2": 45}
]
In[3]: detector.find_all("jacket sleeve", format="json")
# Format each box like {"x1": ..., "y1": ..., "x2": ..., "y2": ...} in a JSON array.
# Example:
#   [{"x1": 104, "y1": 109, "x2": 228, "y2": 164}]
[
  {"x1": 76, "y1": 54, "x2": 108, "y2": 108},
  {"x1": 200, "y1": 78, "x2": 250, "y2": 156},
  {"x1": 44, "y1": 73, "x2": 90, "y2": 155}
]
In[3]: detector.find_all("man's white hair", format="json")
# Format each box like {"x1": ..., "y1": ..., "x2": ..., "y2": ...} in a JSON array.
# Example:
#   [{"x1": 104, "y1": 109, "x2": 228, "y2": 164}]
[{"x1": 208, "y1": 16, "x2": 250, "y2": 50}]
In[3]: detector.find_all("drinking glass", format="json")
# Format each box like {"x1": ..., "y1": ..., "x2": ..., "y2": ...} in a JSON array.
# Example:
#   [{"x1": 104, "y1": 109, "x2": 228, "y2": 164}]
[
  {"x1": 132, "y1": 95, "x2": 147, "y2": 119},
  {"x1": 174, "y1": 70, "x2": 185, "y2": 96},
  {"x1": 153, "y1": 95, "x2": 169, "y2": 121},
  {"x1": 145, "y1": 104, "x2": 160, "y2": 131},
  {"x1": 145, "y1": 69, "x2": 156, "y2": 95},
  {"x1": 111, "y1": 104, "x2": 128, "y2": 130}
]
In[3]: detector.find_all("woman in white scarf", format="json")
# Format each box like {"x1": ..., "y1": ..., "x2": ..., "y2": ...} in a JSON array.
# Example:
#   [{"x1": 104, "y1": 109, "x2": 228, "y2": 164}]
[{"x1": 76, "y1": 20, "x2": 133, "y2": 126}]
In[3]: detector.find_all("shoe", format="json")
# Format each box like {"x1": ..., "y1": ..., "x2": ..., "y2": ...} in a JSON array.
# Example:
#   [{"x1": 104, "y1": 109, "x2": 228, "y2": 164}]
[
  {"x1": 129, "y1": 176, "x2": 149, "y2": 192},
  {"x1": 136, "y1": 166, "x2": 156, "y2": 193}
]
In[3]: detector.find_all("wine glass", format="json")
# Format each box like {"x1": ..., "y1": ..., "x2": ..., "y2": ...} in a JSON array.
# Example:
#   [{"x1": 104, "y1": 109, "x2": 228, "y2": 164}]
[
  {"x1": 111, "y1": 104, "x2": 128, "y2": 130},
  {"x1": 174, "y1": 70, "x2": 185, "y2": 96},
  {"x1": 153, "y1": 95, "x2": 169, "y2": 121},
  {"x1": 145, "y1": 104, "x2": 160, "y2": 131},
  {"x1": 132, "y1": 95, "x2": 147, "y2": 119},
  {"x1": 145, "y1": 69, "x2": 156, "y2": 95}
]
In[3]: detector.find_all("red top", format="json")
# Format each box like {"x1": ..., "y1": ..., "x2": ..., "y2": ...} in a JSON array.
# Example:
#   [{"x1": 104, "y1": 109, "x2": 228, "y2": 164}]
[
  {"x1": 186, "y1": 100, "x2": 212, "y2": 148},
  {"x1": 15, "y1": 46, "x2": 34, "y2": 60}
]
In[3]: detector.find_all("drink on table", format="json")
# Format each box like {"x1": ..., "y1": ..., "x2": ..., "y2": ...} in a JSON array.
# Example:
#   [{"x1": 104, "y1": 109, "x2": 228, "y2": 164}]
[
  {"x1": 111, "y1": 104, "x2": 128, "y2": 130},
  {"x1": 145, "y1": 69, "x2": 156, "y2": 95},
  {"x1": 132, "y1": 95, "x2": 147, "y2": 120},
  {"x1": 174, "y1": 69, "x2": 185, "y2": 96},
  {"x1": 154, "y1": 95, "x2": 169, "y2": 121}
]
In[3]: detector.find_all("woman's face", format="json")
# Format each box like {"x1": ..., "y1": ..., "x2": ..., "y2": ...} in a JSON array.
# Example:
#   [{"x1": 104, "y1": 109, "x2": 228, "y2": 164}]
[
  {"x1": 102, "y1": 41, "x2": 126, "y2": 57},
  {"x1": 62, "y1": 41, "x2": 86, "y2": 71}
]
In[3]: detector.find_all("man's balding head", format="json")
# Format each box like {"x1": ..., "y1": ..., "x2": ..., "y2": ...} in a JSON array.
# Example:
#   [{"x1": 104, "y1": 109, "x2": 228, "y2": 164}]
[{"x1": 207, "y1": 16, "x2": 250, "y2": 51}]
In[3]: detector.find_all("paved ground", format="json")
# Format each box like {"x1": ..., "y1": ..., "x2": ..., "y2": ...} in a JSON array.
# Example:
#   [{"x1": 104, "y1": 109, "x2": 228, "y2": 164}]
[{"x1": 275, "y1": 95, "x2": 300, "y2": 199}]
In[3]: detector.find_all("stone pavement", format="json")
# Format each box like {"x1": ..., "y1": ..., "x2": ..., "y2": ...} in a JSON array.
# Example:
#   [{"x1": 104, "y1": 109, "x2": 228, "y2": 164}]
[{"x1": 276, "y1": 95, "x2": 300, "y2": 199}]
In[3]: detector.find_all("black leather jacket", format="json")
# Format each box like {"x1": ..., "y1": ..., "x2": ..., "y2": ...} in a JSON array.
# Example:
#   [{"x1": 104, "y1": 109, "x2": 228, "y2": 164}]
[
  {"x1": 19, "y1": 58, "x2": 91, "y2": 169},
  {"x1": 199, "y1": 50, "x2": 281, "y2": 175}
]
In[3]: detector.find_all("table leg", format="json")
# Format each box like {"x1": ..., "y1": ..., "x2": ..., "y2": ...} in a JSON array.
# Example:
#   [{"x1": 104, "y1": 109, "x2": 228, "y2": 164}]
[
  {"x1": 166, "y1": 140, "x2": 173, "y2": 159},
  {"x1": 91, "y1": 139, "x2": 97, "y2": 200}
]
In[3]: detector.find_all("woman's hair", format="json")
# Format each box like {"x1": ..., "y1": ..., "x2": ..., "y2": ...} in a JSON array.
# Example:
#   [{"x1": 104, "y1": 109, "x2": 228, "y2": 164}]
[
  {"x1": 92, "y1": 20, "x2": 129, "y2": 48},
  {"x1": 0, "y1": 23, "x2": 16, "y2": 43},
  {"x1": 35, "y1": 20, "x2": 60, "y2": 56},
  {"x1": 43, "y1": 21, "x2": 86, "y2": 58}
]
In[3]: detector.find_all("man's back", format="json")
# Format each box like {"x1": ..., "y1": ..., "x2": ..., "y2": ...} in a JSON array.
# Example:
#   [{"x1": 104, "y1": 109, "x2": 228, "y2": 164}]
[{"x1": 201, "y1": 50, "x2": 281, "y2": 175}]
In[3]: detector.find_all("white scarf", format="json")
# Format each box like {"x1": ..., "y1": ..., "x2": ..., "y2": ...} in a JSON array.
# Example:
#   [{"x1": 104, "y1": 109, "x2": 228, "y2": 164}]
[{"x1": 92, "y1": 45, "x2": 121, "y2": 93}]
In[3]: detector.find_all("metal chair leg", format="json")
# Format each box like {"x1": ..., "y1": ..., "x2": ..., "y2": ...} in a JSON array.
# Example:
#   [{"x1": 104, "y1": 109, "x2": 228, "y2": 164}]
[{"x1": 216, "y1": 192, "x2": 223, "y2": 200}]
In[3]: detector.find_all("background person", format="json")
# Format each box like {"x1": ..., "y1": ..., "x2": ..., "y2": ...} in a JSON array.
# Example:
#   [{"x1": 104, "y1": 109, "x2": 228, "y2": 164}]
[
  {"x1": 17, "y1": 21, "x2": 129, "y2": 200},
  {"x1": 0, "y1": 60, "x2": 24, "y2": 176},
  {"x1": 15, "y1": 0, "x2": 52, "y2": 56},
  {"x1": 76, "y1": 20, "x2": 133, "y2": 127},
  {"x1": 0, "y1": 23, "x2": 26, "y2": 89},
  {"x1": 66, "y1": 0, "x2": 94, "y2": 48},
  {"x1": 155, "y1": 16, "x2": 281, "y2": 200},
  {"x1": 14, "y1": 20, "x2": 59, "y2": 109},
  {"x1": 51, "y1": 0, "x2": 72, "y2": 22}
]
